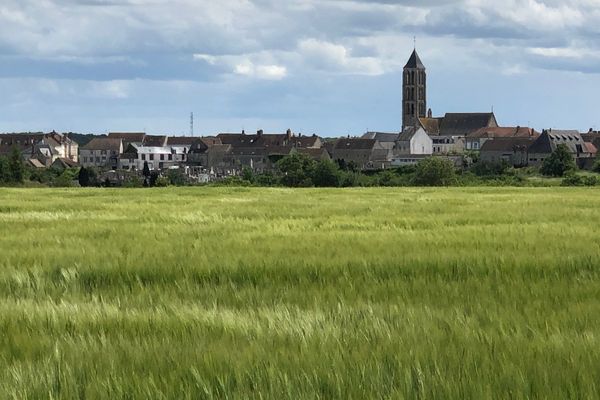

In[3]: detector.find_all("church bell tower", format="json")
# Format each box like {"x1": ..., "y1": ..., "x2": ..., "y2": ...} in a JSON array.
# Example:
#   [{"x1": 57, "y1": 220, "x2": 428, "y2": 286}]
[{"x1": 402, "y1": 49, "x2": 427, "y2": 130}]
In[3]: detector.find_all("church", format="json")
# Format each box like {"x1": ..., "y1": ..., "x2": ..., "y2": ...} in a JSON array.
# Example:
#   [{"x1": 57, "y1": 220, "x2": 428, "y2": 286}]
[{"x1": 401, "y1": 48, "x2": 499, "y2": 139}]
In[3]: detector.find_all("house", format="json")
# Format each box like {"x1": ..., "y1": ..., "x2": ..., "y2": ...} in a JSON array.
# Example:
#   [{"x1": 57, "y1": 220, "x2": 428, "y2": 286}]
[
  {"x1": 214, "y1": 129, "x2": 317, "y2": 172},
  {"x1": 188, "y1": 138, "x2": 236, "y2": 176},
  {"x1": 479, "y1": 137, "x2": 536, "y2": 167},
  {"x1": 0, "y1": 131, "x2": 79, "y2": 163},
  {"x1": 294, "y1": 147, "x2": 331, "y2": 162},
  {"x1": 80, "y1": 138, "x2": 123, "y2": 169},
  {"x1": 108, "y1": 132, "x2": 146, "y2": 147},
  {"x1": 118, "y1": 143, "x2": 189, "y2": 171},
  {"x1": 466, "y1": 126, "x2": 538, "y2": 151},
  {"x1": 362, "y1": 132, "x2": 399, "y2": 151},
  {"x1": 431, "y1": 135, "x2": 465, "y2": 155},
  {"x1": 331, "y1": 138, "x2": 389, "y2": 170},
  {"x1": 528, "y1": 130, "x2": 594, "y2": 167},
  {"x1": 51, "y1": 157, "x2": 80, "y2": 171},
  {"x1": 394, "y1": 127, "x2": 433, "y2": 156}
]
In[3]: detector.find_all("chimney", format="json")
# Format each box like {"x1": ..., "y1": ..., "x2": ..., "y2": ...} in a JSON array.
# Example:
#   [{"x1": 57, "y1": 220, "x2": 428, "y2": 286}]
[
  {"x1": 242, "y1": 129, "x2": 245, "y2": 135},
  {"x1": 257, "y1": 129, "x2": 263, "y2": 136},
  {"x1": 286, "y1": 129, "x2": 292, "y2": 139},
  {"x1": 427, "y1": 108, "x2": 432, "y2": 118}
]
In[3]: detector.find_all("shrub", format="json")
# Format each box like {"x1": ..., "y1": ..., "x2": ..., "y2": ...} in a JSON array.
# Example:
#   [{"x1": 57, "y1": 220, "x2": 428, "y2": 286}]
[
  {"x1": 276, "y1": 153, "x2": 316, "y2": 187},
  {"x1": 541, "y1": 144, "x2": 577, "y2": 177},
  {"x1": 312, "y1": 160, "x2": 340, "y2": 187},
  {"x1": 413, "y1": 157, "x2": 457, "y2": 186},
  {"x1": 155, "y1": 176, "x2": 170, "y2": 187},
  {"x1": 167, "y1": 169, "x2": 187, "y2": 186},
  {"x1": 593, "y1": 159, "x2": 600, "y2": 173},
  {"x1": 255, "y1": 171, "x2": 278, "y2": 186},
  {"x1": 471, "y1": 160, "x2": 511, "y2": 177}
]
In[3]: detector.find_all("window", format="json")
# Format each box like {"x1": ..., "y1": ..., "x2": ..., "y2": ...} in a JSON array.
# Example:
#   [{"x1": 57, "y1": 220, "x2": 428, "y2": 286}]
[
  {"x1": 95, "y1": 157, "x2": 100, "y2": 163},
  {"x1": 101, "y1": 150, "x2": 107, "y2": 155},
  {"x1": 160, "y1": 154, "x2": 165, "y2": 161},
  {"x1": 150, "y1": 154, "x2": 154, "y2": 161},
  {"x1": 168, "y1": 154, "x2": 173, "y2": 161}
]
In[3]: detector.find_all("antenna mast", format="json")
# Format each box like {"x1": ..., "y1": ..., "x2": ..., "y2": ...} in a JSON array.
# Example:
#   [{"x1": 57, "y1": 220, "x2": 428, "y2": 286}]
[{"x1": 190, "y1": 112, "x2": 194, "y2": 137}]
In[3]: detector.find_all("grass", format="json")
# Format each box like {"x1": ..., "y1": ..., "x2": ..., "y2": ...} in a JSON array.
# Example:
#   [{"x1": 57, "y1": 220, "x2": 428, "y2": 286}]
[{"x1": 1, "y1": 187, "x2": 600, "y2": 399}]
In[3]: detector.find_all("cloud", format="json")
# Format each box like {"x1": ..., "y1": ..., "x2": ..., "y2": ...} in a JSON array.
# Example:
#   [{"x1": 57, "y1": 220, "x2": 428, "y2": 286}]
[{"x1": 234, "y1": 61, "x2": 287, "y2": 80}]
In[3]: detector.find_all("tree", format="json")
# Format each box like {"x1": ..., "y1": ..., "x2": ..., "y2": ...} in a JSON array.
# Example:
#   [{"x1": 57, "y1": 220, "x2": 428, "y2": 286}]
[
  {"x1": 78, "y1": 166, "x2": 90, "y2": 187},
  {"x1": 412, "y1": 157, "x2": 457, "y2": 186},
  {"x1": 312, "y1": 159, "x2": 340, "y2": 187},
  {"x1": 0, "y1": 156, "x2": 9, "y2": 184},
  {"x1": 541, "y1": 144, "x2": 577, "y2": 177},
  {"x1": 276, "y1": 153, "x2": 316, "y2": 187},
  {"x1": 142, "y1": 161, "x2": 151, "y2": 178},
  {"x1": 8, "y1": 146, "x2": 24, "y2": 184}
]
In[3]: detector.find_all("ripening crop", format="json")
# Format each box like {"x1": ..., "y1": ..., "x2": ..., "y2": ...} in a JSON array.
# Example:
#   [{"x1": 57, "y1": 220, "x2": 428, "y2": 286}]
[{"x1": 1, "y1": 187, "x2": 599, "y2": 399}]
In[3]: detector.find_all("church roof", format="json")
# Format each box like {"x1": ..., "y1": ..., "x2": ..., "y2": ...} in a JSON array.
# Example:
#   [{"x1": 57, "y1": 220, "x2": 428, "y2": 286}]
[
  {"x1": 404, "y1": 49, "x2": 425, "y2": 69},
  {"x1": 438, "y1": 113, "x2": 498, "y2": 136}
]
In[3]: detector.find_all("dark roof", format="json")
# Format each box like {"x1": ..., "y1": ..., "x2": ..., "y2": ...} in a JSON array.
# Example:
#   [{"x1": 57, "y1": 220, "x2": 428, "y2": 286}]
[
  {"x1": 582, "y1": 132, "x2": 600, "y2": 143},
  {"x1": 362, "y1": 132, "x2": 399, "y2": 142},
  {"x1": 143, "y1": 135, "x2": 168, "y2": 147},
  {"x1": 529, "y1": 130, "x2": 587, "y2": 155},
  {"x1": 108, "y1": 132, "x2": 146, "y2": 142},
  {"x1": 480, "y1": 137, "x2": 536, "y2": 152},
  {"x1": 217, "y1": 132, "x2": 292, "y2": 148},
  {"x1": 419, "y1": 118, "x2": 441, "y2": 135},
  {"x1": 52, "y1": 157, "x2": 79, "y2": 168},
  {"x1": 468, "y1": 126, "x2": 538, "y2": 139},
  {"x1": 439, "y1": 113, "x2": 498, "y2": 136},
  {"x1": 167, "y1": 136, "x2": 198, "y2": 146},
  {"x1": 81, "y1": 138, "x2": 122, "y2": 152},
  {"x1": 398, "y1": 126, "x2": 425, "y2": 141},
  {"x1": 333, "y1": 138, "x2": 377, "y2": 150},
  {"x1": 404, "y1": 49, "x2": 425, "y2": 69},
  {"x1": 290, "y1": 135, "x2": 320, "y2": 148}
]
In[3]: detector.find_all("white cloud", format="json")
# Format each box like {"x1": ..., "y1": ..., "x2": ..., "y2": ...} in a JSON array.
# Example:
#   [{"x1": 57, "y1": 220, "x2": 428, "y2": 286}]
[{"x1": 234, "y1": 61, "x2": 287, "y2": 80}]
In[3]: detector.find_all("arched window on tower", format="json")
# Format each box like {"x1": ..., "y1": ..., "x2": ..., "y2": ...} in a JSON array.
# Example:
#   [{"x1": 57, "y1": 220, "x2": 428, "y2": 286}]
[{"x1": 411, "y1": 104, "x2": 415, "y2": 115}]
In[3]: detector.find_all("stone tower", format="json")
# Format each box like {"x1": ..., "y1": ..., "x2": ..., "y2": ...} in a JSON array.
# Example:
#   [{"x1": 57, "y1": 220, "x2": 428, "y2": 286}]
[{"x1": 402, "y1": 49, "x2": 426, "y2": 130}]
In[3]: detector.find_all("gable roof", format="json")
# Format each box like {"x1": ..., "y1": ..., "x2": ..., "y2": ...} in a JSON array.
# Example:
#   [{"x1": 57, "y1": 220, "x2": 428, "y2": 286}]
[
  {"x1": 108, "y1": 132, "x2": 146, "y2": 142},
  {"x1": 529, "y1": 130, "x2": 587, "y2": 155},
  {"x1": 81, "y1": 138, "x2": 122, "y2": 152},
  {"x1": 362, "y1": 132, "x2": 399, "y2": 142},
  {"x1": 480, "y1": 137, "x2": 536, "y2": 152},
  {"x1": 398, "y1": 126, "x2": 427, "y2": 142},
  {"x1": 52, "y1": 157, "x2": 79, "y2": 168},
  {"x1": 418, "y1": 118, "x2": 441, "y2": 135},
  {"x1": 166, "y1": 136, "x2": 198, "y2": 146},
  {"x1": 439, "y1": 113, "x2": 498, "y2": 136},
  {"x1": 143, "y1": 135, "x2": 168, "y2": 147},
  {"x1": 333, "y1": 138, "x2": 377, "y2": 151},
  {"x1": 404, "y1": 49, "x2": 425, "y2": 69},
  {"x1": 468, "y1": 126, "x2": 539, "y2": 139}
]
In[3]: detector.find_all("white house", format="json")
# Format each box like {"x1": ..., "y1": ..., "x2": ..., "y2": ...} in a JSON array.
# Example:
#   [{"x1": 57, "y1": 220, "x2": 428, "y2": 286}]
[
  {"x1": 119, "y1": 143, "x2": 190, "y2": 171},
  {"x1": 394, "y1": 127, "x2": 433, "y2": 156}
]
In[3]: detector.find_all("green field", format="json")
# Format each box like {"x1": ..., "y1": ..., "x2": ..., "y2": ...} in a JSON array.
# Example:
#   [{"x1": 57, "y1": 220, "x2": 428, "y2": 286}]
[{"x1": 1, "y1": 187, "x2": 600, "y2": 399}]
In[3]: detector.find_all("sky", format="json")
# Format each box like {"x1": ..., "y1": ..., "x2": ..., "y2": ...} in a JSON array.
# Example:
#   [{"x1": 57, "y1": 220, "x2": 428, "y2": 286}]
[{"x1": 0, "y1": 0, "x2": 599, "y2": 136}]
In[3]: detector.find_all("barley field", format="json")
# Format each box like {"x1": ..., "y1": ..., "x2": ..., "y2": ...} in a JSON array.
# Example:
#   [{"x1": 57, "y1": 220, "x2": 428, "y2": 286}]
[{"x1": 1, "y1": 187, "x2": 599, "y2": 399}]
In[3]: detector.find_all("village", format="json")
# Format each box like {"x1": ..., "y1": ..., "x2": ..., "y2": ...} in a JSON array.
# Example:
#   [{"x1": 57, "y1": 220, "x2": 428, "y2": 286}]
[{"x1": 0, "y1": 50, "x2": 599, "y2": 185}]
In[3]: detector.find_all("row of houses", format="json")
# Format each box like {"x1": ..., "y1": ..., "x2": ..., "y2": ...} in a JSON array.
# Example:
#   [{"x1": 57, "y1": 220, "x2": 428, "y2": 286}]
[
  {"x1": 0, "y1": 131, "x2": 79, "y2": 169},
  {"x1": 2, "y1": 115, "x2": 598, "y2": 176}
]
